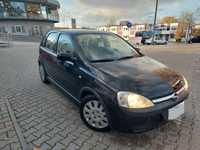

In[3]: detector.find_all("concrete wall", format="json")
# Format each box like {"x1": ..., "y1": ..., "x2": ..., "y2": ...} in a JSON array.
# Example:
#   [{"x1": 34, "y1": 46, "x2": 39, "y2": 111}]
[{"x1": 0, "y1": 20, "x2": 54, "y2": 37}]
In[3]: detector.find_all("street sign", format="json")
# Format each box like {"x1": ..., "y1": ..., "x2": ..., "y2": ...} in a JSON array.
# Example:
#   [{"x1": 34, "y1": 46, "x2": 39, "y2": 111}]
[{"x1": 126, "y1": 21, "x2": 132, "y2": 28}]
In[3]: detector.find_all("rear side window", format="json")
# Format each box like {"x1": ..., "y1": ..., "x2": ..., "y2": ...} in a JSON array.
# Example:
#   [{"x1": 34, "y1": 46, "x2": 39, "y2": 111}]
[
  {"x1": 57, "y1": 34, "x2": 74, "y2": 54},
  {"x1": 45, "y1": 32, "x2": 59, "y2": 53}
]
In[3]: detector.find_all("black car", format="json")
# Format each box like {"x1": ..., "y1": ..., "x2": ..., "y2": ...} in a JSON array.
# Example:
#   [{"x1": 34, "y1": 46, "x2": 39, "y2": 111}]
[
  {"x1": 191, "y1": 36, "x2": 200, "y2": 43},
  {"x1": 38, "y1": 30, "x2": 189, "y2": 133}
]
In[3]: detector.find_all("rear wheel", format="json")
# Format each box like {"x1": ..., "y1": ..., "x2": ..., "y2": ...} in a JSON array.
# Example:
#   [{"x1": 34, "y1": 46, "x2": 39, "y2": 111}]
[
  {"x1": 39, "y1": 64, "x2": 49, "y2": 84},
  {"x1": 80, "y1": 95, "x2": 110, "y2": 132}
]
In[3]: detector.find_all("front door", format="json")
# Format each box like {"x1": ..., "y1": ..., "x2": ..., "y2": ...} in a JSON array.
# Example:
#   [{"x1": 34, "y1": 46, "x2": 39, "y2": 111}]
[{"x1": 56, "y1": 34, "x2": 81, "y2": 98}]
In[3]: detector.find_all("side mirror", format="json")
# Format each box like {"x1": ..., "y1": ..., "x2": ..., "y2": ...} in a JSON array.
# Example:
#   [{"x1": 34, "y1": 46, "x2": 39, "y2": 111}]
[
  {"x1": 57, "y1": 51, "x2": 76, "y2": 62},
  {"x1": 57, "y1": 53, "x2": 71, "y2": 61}
]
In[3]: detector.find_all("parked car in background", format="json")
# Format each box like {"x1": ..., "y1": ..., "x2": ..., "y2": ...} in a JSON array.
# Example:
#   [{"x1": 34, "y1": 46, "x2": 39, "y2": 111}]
[
  {"x1": 38, "y1": 30, "x2": 189, "y2": 133},
  {"x1": 144, "y1": 38, "x2": 168, "y2": 45},
  {"x1": 191, "y1": 36, "x2": 200, "y2": 43}
]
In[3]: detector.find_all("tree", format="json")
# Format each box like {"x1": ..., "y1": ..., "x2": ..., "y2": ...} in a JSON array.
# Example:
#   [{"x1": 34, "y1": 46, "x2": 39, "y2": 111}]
[
  {"x1": 175, "y1": 12, "x2": 194, "y2": 42},
  {"x1": 176, "y1": 23, "x2": 185, "y2": 42},
  {"x1": 160, "y1": 16, "x2": 177, "y2": 24}
]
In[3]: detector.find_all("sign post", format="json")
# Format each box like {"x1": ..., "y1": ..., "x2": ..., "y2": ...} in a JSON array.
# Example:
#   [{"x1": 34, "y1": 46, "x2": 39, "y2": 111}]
[{"x1": 152, "y1": 0, "x2": 159, "y2": 44}]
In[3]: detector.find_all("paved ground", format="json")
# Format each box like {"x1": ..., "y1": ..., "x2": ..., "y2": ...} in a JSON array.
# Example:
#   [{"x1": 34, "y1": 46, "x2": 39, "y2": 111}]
[
  {"x1": 0, "y1": 42, "x2": 200, "y2": 150},
  {"x1": 0, "y1": 97, "x2": 23, "y2": 150}
]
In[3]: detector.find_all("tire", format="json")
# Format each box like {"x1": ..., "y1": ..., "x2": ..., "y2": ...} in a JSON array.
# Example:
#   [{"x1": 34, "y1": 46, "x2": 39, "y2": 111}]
[
  {"x1": 80, "y1": 95, "x2": 111, "y2": 132},
  {"x1": 39, "y1": 64, "x2": 49, "y2": 84}
]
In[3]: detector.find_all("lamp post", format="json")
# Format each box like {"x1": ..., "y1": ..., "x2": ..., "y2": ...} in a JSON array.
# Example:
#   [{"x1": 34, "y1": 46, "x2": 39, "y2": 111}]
[{"x1": 152, "y1": 0, "x2": 159, "y2": 43}]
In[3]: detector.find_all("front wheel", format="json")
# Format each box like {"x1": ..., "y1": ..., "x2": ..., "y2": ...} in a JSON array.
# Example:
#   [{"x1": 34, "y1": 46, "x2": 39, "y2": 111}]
[{"x1": 80, "y1": 95, "x2": 111, "y2": 132}]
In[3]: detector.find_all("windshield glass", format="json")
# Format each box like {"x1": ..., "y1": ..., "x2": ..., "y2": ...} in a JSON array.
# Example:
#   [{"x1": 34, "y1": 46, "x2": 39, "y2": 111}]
[{"x1": 75, "y1": 33, "x2": 140, "y2": 62}]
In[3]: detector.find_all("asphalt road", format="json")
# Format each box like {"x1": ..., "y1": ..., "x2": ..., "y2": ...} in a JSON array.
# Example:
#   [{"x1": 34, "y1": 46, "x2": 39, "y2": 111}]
[{"x1": 0, "y1": 42, "x2": 200, "y2": 150}]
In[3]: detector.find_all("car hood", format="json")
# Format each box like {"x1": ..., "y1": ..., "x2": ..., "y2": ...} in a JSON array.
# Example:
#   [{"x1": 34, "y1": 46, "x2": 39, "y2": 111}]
[{"x1": 92, "y1": 56, "x2": 182, "y2": 99}]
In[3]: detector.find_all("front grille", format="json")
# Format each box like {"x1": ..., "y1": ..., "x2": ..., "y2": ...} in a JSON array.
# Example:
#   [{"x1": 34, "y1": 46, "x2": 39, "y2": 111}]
[
  {"x1": 152, "y1": 93, "x2": 176, "y2": 103},
  {"x1": 173, "y1": 79, "x2": 185, "y2": 93}
]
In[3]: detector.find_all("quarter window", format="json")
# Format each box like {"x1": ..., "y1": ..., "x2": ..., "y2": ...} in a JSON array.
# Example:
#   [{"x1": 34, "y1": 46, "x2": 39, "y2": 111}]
[
  {"x1": 57, "y1": 34, "x2": 74, "y2": 54},
  {"x1": 45, "y1": 32, "x2": 59, "y2": 53}
]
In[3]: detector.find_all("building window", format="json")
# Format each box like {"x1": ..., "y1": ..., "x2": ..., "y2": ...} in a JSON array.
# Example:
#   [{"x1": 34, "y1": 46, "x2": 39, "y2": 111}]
[
  {"x1": 170, "y1": 34, "x2": 175, "y2": 39},
  {"x1": 27, "y1": 3, "x2": 41, "y2": 18},
  {"x1": 0, "y1": 26, "x2": 6, "y2": 33},
  {"x1": 12, "y1": 25, "x2": 25, "y2": 33},
  {"x1": 123, "y1": 27, "x2": 128, "y2": 31},
  {"x1": 47, "y1": 6, "x2": 59, "y2": 20},
  {"x1": 41, "y1": 6, "x2": 47, "y2": 19},
  {"x1": 0, "y1": 1, "x2": 4, "y2": 17},
  {"x1": 171, "y1": 26, "x2": 177, "y2": 31},
  {"x1": 10, "y1": 2, "x2": 26, "y2": 17}
]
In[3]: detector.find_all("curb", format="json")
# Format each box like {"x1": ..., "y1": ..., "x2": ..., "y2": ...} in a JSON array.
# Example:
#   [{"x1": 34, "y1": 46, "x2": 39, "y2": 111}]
[{"x1": 5, "y1": 98, "x2": 29, "y2": 150}]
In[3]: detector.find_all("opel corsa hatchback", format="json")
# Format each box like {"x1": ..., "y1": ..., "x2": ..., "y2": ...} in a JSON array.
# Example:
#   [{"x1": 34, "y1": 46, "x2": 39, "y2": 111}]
[{"x1": 38, "y1": 30, "x2": 189, "y2": 133}]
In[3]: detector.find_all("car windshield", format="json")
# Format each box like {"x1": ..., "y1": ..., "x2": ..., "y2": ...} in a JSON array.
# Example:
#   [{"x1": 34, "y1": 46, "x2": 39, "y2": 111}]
[{"x1": 75, "y1": 33, "x2": 140, "y2": 62}]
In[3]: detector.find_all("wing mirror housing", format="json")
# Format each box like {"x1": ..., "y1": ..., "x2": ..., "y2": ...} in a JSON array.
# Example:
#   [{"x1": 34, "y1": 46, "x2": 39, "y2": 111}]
[
  {"x1": 57, "y1": 53, "x2": 71, "y2": 61},
  {"x1": 57, "y1": 51, "x2": 76, "y2": 62}
]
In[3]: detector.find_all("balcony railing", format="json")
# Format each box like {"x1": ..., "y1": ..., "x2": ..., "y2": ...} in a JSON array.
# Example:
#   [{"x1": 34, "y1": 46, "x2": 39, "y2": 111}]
[{"x1": 0, "y1": 12, "x2": 59, "y2": 22}]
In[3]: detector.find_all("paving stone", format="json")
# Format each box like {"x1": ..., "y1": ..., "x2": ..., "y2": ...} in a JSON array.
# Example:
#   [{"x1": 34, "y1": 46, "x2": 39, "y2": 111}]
[
  {"x1": 33, "y1": 135, "x2": 50, "y2": 146},
  {"x1": 60, "y1": 135, "x2": 77, "y2": 146},
  {"x1": 46, "y1": 134, "x2": 63, "y2": 147},
  {"x1": 1, "y1": 42, "x2": 200, "y2": 150},
  {"x1": 0, "y1": 99, "x2": 23, "y2": 150},
  {"x1": 66, "y1": 143, "x2": 80, "y2": 150},
  {"x1": 40, "y1": 143, "x2": 52, "y2": 150},
  {"x1": 51, "y1": 143, "x2": 66, "y2": 150},
  {"x1": 26, "y1": 134, "x2": 38, "y2": 143}
]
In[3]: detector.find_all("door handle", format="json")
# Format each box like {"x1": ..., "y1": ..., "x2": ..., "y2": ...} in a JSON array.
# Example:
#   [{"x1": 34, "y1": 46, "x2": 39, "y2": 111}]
[{"x1": 64, "y1": 61, "x2": 74, "y2": 67}]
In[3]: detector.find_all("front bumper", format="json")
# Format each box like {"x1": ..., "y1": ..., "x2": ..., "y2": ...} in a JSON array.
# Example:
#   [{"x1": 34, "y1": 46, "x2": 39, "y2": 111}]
[{"x1": 110, "y1": 89, "x2": 189, "y2": 133}]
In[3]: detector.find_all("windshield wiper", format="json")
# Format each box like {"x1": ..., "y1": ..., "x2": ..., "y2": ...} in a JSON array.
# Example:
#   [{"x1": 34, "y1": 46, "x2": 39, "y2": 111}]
[
  {"x1": 91, "y1": 58, "x2": 117, "y2": 63},
  {"x1": 117, "y1": 55, "x2": 134, "y2": 60}
]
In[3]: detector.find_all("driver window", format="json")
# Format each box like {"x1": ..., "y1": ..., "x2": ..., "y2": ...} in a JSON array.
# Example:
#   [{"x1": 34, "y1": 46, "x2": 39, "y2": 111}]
[{"x1": 57, "y1": 34, "x2": 74, "y2": 54}]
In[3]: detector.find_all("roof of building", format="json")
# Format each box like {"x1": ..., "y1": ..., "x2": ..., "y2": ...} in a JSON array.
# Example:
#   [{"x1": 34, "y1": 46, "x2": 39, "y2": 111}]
[{"x1": 19, "y1": 0, "x2": 60, "y2": 7}]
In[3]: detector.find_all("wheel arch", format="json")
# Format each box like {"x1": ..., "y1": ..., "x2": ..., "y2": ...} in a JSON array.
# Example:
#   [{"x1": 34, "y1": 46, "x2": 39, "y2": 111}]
[{"x1": 79, "y1": 87, "x2": 102, "y2": 103}]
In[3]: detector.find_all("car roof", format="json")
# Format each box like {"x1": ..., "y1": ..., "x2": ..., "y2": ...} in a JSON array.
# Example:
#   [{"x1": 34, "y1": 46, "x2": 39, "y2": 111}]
[{"x1": 48, "y1": 29, "x2": 112, "y2": 35}]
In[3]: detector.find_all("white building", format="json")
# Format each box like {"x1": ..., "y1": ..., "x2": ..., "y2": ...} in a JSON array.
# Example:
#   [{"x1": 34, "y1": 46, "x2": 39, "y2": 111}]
[
  {"x1": 155, "y1": 23, "x2": 178, "y2": 41},
  {"x1": 97, "y1": 26, "x2": 110, "y2": 32},
  {"x1": 97, "y1": 22, "x2": 179, "y2": 43},
  {"x1": 0, "y1": 0, "x2": 60, "y2": 38}
]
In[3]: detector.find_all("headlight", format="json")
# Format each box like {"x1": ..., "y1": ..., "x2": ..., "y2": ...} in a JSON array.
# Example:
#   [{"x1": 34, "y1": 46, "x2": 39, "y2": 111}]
[
  {"x1": 117, "y1": 92, "x2": 154, "y2": 109},
  {"x1": 183, "y1": 76, "x2": 189, "y2": 90}
]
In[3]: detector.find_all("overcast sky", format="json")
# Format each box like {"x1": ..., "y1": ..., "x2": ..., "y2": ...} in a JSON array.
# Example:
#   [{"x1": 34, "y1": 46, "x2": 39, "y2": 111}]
[{"x1": 56, "y1": 0, "x2": 200, "y2": 27}]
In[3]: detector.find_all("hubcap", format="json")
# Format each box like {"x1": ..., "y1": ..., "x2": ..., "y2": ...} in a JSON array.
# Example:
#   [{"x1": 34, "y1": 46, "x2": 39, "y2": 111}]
[
  {"x1": 39, "y1": 65, "x2": 45, "y2": 81},
  {"x1": 83, "y1": 100, "x2": 109, "y2": 129}
]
